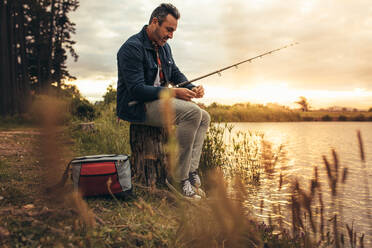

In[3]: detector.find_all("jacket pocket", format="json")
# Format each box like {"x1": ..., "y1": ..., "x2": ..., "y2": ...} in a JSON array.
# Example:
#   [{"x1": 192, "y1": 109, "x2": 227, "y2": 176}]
[{"x1": 144, "y1": 61, "x2": 157, "y2": 85}]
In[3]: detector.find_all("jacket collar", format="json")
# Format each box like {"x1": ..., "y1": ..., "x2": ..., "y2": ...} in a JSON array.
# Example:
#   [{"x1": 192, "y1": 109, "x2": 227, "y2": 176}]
[{"x1": 141, "y1": 25, "x2": 155, "y2": 50}]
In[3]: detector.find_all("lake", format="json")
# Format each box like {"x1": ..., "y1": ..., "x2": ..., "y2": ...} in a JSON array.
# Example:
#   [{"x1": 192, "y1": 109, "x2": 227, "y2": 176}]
[{"x1": 225, "y1": 122, "x2": 372, "y2": 244}]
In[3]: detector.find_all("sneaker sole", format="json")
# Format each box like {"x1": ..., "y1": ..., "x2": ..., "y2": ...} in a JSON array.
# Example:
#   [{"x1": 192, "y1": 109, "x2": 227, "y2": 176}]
[
  {"x1": 165, "y1": 179, "x2": 201, "y2": 200},
  {"x1": 191, "y1": 185, "x2": 206, "y2": 198}
]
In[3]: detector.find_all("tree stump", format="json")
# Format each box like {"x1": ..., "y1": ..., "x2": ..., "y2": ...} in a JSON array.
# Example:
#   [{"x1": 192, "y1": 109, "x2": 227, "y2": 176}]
[
  {"x1": 129, "y1": 124, "x2": 168, "y2": 187},
  {"x1": 78, "y1": 122, "x2": 95, "y2": 132}
]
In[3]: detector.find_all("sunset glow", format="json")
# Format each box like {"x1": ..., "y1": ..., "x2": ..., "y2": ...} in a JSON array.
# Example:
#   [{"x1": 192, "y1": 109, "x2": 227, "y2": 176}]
[{"x1": 67, "y1": 0, "x2": 372, "y2": 110}]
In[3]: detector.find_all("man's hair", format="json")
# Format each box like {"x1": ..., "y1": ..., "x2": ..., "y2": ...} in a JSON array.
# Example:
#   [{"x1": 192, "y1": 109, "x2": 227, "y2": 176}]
[{"x1": 149, "y1": 3, "x2": 180, "y2": 25}]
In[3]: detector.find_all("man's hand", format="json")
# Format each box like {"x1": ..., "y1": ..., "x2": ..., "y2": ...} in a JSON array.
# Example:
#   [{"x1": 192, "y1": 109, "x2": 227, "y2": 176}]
[
  {"x1": 172, "y1": 88, "x2": 196, "y2": 101},
  {"x1": 192, "y1": 85, "x2": 204, "y2": 98}
]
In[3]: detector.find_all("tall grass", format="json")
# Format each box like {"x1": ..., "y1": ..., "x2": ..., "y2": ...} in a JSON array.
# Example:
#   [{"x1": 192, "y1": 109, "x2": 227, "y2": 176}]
[
  {"x1": 200, "y1": 123, "x2": 286, "y2": 186},
  {"x1": 70, "y1": 102, "x2": 131, "y2": 155},
  {"x1": 197, "y1": 122, "x2": 369, "y2": 247},
  {"x1": 275, "y1": 133, "x2": 369, "y2": 248},
  {"x1": 60, "y1": 100, "x2": 371, "y2": 247}
]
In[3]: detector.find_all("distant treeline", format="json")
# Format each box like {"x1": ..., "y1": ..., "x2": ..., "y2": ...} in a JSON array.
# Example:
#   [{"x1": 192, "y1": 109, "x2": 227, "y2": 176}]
[
  {"x1": 202, "y1": 102, "x2": 372, "y2": 122},
  {"x1": 93, "y1": 88, "x2": 372, "y2": 122},
  {"x1": 0, "y1": 0, "x2": 79, "y2": 116}
]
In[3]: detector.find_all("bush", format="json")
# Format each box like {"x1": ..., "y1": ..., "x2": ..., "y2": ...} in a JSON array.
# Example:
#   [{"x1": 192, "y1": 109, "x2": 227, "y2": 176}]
[
  {"x1": 352, "y1": 114, "x2": 366, "y2": 121},
  {"x1": 338, "y1": 115, "x2": 348, "y2": 121},
  {"x1": 321, "y1": 114, "x2": 332, "y2": 121},
  {"x1": 199, "y1": 123, "x2": 286, "y2": 187},
  {"x1": 199, "y1": 123, "x2": 229, "y2": 175},
  {"x1": 70, "y1": 97, "x2": 97, "y2": 121},
  {"x1": 302, "y1": 116, "x2": 314, "y2": 121},
  {"x1": 103, "y1": 85, "x2": 117, "y2": 105}
]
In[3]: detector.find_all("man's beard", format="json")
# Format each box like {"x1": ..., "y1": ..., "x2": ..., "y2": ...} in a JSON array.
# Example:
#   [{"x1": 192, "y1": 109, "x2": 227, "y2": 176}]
[{"x1": 155, "y1": 28, "x2": 168, "y2": 46}]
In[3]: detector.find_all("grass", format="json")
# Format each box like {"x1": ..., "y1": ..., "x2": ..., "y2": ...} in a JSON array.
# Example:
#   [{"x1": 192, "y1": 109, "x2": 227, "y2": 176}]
[
  {"x1": 200, "y1": 123, "x2": 286, "y2": 187},
  {"x1": 0, "y1": 115, "x2": 37, "y2": 131},
  {"x1": 70, "y1": 102, "x2": 131, "y2": 155},
  {"x1": 0, "y1": 97, "x2": 370, "y2": 247}
]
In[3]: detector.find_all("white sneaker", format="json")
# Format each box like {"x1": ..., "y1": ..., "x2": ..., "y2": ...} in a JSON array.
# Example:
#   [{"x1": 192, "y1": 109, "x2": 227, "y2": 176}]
[
  {"x1": 181, "y1": 179, "x2": 201, "y2": 200},
  {"x1": 189, "y1": 171, "x2": 201, "y2": 188}
]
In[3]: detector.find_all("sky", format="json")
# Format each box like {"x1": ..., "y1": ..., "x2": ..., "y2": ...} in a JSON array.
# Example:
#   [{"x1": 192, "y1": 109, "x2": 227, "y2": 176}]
[{"x1": 66, "y1": 0, "x2": 372, "y2": 109}]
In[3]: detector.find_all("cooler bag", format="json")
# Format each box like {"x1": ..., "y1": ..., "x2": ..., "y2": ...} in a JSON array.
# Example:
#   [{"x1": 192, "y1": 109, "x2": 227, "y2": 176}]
[{"x1": 69, "y1": 154, "x2": 131, "y2": 197}]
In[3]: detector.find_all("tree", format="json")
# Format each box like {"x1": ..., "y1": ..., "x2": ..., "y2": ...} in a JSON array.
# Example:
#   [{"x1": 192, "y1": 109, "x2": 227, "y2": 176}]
[
  {"x1": 0, "y1": 0, "x2": 31, "y2": 116},
  {"x1": 295, "y1": 96, "x2": 310, "y2": 112},
  {"x1": 368, "y1": 107, "x2": 372, "y2": 112},
  {"x1": 103, "y1": 85, "x2": 117, "y2": 105},
  {"x1": 0, "y1": 0, "x2": 79, "y2": 117}
]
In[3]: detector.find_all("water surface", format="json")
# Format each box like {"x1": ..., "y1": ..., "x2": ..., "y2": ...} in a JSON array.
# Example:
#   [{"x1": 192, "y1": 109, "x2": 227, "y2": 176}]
[{"x1": 226, "y1": 122, "x2": 372, "y2": 243}]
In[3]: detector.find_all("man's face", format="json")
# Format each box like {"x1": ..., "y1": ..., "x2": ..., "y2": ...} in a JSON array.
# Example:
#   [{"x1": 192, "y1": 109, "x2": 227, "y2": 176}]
[{"x1": 153, "y1": 14, "x2": 177, "y2": 46}]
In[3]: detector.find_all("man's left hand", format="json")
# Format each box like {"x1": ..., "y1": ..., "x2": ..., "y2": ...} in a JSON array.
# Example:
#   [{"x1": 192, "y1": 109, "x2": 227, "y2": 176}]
[{"x1": 192, "y1": 85, "x2": 204, "y2": 98}]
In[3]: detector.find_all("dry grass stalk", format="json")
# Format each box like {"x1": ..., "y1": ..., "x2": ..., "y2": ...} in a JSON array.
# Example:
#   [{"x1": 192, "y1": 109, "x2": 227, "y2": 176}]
[
  {"x1": 291, "y1": 180, "x2": 303, "y2": 237},
  {"x1": 359, "y1": 234, "x2": 364, "y2": 248},
  {"x1": 346, "y1": 223, "x2": 357, "y2": 248},
  {"x1": 323, "y1": 150, "x2": 339, "y2": 196},
  {"x1": 341, "y1": 168, "x2": 348, "y2": 184},
  {"x1": 278, "y1": 172, "x2": 283, "y2": 190},
  {"x1": 68, "y1": 191, "x2": 96, "y2": 227},
  {"x1": 357, "y1": 130, "x2": 365, "y2": 163},
  {"x1": 357, "y1": 131, "x2": 372, "y2": 244},
  {"x1": 177, "y1": 170, "x2": 262, "y2": 247},
  {"x1": 260, "y1": 199, "x2": 264, "y2": 215},
  {"x1": 36, "y1": 96, "x2": 69, "y2": 196},
  {"x1": 332, "y1": 214, "x2": 340, "y2": 248},
  {"x1": 318, "y1": 191, "x2": 324, "y2": 241},
  {"x1": 160, "y1": 89, "x2": 178, "y2": 179},
  {"x1": 35, "y1": 95, "x2": 96, "y2": 228},
  {"x1": 292, "y1": 168, "x2": 319, "y2": 235}
]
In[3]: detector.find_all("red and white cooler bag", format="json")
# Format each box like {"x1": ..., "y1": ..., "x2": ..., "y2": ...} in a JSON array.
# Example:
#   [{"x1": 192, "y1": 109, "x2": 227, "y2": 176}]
[{"x1": 70, "y1": 154, "x2": 131, "y2": 197}]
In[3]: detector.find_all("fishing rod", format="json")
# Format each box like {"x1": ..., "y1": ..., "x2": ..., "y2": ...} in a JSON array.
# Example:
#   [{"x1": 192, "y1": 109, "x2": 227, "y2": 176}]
[
  {"x1": 175, "y1": 42, "x2": 298, "y2": 88},
  {"x1": 128, "y1": 42, "x2": 298, "y2": 106}
]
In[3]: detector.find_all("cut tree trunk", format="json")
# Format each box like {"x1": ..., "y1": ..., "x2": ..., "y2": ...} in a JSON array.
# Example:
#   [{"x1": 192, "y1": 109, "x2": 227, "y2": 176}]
[{"x1": 129, "y1": 124, "x2": 168, "y2": 187}]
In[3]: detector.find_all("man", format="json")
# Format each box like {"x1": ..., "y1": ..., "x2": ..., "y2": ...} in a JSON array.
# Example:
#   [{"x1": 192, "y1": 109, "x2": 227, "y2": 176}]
[{"x1": 117, "y1": 3, "x2": 210, "y2": 199}]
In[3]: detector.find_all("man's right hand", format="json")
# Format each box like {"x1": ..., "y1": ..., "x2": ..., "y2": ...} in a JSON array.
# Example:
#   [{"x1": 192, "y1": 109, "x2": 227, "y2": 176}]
[{"x1": 172, "y1": 88, "x2": 196, "y2": 101}]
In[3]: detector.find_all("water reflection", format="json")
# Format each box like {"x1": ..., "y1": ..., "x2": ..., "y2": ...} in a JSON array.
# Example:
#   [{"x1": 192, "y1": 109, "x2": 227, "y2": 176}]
[{"x1": 223, "y1": 122, "x2": 372, "y2": 245}]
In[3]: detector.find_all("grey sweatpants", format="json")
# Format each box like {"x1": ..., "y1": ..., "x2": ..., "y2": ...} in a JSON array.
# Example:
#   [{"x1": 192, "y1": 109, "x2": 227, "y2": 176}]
[{"x1": 143, "y1": 98, "x2": 210, "y2": 182}]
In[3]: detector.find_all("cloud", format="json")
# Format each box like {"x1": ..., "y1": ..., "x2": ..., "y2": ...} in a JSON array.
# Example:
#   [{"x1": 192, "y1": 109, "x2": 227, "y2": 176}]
[{"x1": 67, "y1": 0, "x2": 372, "y2": 107}]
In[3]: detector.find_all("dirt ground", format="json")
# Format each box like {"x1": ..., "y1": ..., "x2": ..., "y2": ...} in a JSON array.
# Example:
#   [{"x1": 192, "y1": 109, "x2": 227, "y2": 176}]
[
  {"x1": 0, "y1": 129, "x2": 83, "y2": 246},
  {"x1": 0, "y1": 128, "x2": 180, "y2": 247}
]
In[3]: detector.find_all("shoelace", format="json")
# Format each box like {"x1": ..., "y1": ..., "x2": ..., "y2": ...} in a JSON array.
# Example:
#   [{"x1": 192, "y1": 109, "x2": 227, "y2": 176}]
[
  {"x1": 182, "y1": 180, "x2": 195, "y2": 196},
  {"x1": 190, "y1": 171, "x2": 199, "y2": 179},
  {"x1": 189, "y1": 171, "x2": 200, "y2": 185}
]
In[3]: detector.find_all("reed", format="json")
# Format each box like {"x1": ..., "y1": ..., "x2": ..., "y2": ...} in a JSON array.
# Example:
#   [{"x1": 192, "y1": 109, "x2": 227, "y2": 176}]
[
  {"x1": 281, "y1": 132, "x2": 370, "y2": 247},
  {"x1": 70, "y1": 102, "x2": 131, "y2": 155},
  {"x1": 358, "y1": 130, "x2": 372, "y2": 241}
]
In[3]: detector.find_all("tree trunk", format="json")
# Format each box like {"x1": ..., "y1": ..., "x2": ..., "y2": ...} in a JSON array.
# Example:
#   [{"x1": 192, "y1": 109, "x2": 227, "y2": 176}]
[
  {"x1": 17, "y1": 2, "x2": 30, "y2": 113},
  {"x1": 129, "y1": 124, "x2": 168, "y2": 187},
  {"x1": 46, "y1": 0, "x2": 55, "y2": 88},
  {"x1": 6, "y1": 0, "x2": 16, "y2": 115},
  {"x1": 0, "y1": 1, "x2": 11, "y2": 116}
]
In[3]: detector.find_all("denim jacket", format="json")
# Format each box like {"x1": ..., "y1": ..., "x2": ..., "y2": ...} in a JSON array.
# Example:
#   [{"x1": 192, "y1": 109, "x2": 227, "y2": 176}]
[{"x1": 116, "y1": 25, "x2": 195, "y2": 122}]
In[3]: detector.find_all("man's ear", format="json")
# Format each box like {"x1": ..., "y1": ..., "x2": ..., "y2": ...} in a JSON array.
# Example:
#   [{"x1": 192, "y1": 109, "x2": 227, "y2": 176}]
[{"x1": 151, "y1": 17, "x2": 159, "y2": 25}]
